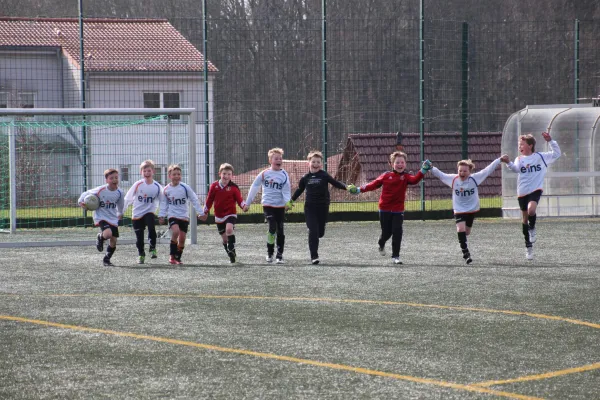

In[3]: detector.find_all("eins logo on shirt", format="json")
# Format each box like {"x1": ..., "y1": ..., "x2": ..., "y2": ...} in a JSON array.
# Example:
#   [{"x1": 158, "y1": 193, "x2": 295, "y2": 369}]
[
  {"x1": 520, "y1": 164, "x2": 542, "y2": 173},
  {"x1": 455, "y1": 187, "x2": 475, "y2": 197},
  {"x1": 137, "y1": 194, "x2": 155, "y2": 203},
  {"x1": 99, "y1": 200, "x2": 117, "y2": 209},
  {"x1": 167, "y1": 197, "x2": 187, "y2": 205},
  {"x1": 264, "y1": 179, "x2": 284, "y2": 190}
]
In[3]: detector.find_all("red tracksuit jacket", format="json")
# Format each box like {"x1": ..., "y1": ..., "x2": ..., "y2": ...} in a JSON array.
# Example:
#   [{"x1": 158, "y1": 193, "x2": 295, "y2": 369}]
[{"x1": 360, "y1": 170, "x2": 424, "y2": 212}]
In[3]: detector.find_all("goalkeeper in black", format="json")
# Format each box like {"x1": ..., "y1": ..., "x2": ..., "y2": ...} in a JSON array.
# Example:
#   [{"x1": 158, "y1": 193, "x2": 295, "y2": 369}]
[{"x1": 289, "y1": 151, "x2": 348, "y2": 264}]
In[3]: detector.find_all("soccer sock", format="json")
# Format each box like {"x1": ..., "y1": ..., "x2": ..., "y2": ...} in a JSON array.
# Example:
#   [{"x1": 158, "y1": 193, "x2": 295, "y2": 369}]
[
  {"x1": 522, "y1": 223, "x2": 531, "y2": 246},
  {"x1": 267, "y1": 232, "x2": 276, "y2": 256},
  {"x1": 105, "y1": 245, "x2": 115, "y2": 260},
  {"x1": 135, "y1": 230, "x2": 145, "y2": 256},
  {"x1": 227, "y1": 235, "x2": 236, "y2": 251},
  {"x1": 223, "y1": 243, "x2": 229, "y2": 254},
  {"x1": 528, "y1": 214, "x2": 537, "y2": 229},
  {"x1": 276, "y1": 234, "x2": 285, "y2": 255},
  {"x1": 458, "y1": 232, "x2": 469, "y2": 254},
  {"x1": 170, "y1": 240, "x2": 178, "y2": 256},
  {"x1": 177, "y1": 245, "x2": 184, "y2": 260}
]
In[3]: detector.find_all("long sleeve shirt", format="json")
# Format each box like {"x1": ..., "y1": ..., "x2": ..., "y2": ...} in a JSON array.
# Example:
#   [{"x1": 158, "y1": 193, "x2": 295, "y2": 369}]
[
  {"x1": 505, "y1": 140, "x2": 561, "y2": 197},
  {"x1": 431, "y1": 158, "x2": 501, "y2": 214},
  {"x1": 360, "y1": 170, "x2": 424, "y2": 212},
  {"x1": 292, "y1": 170, "x2": 347, "y2": 206},
  {"x1": 204, "y1": 180, "x2": 246, "y2": 222},
  {"x1": 245, "y1": 168, "x2": 291, "y2": 207},
  {"x1": 77, "y1": 184, "x2": 124, "y2": 227},
  {"x1": 124, "y1": 179, "x2": 163, "y2": 219},
  {"x1": 158, "y1": 182, "x2": 204, "y2": 221}
]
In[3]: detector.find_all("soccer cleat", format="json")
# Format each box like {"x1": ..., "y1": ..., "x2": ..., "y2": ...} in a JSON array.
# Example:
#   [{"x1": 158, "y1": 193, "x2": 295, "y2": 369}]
[
  {"x1": 465, "y1": 257, "x2": 473, "y2": 265},
  {"x1": 150, "y1": 248, "x2": 158, "y2": 259},
  {"x1": 137, "y1": 256, "x2": 145, "y2": 264},
  {"x1": 526, "y1": 247, "x2": 534, "y2": 260},
  {"x1": 463, "y1": 251, "x2": 472, "y2": 264},
  {"x1": 96, "y1": 233, "x2": 104, "y2": 252},
  {"x1": 528, "y1": 228, "x2": 537, "y2": 243},
  {"x1": 276, "y1": 253, "x2": 284, "y2": 264},
  {"x1": 392, "y1": 257, "x2": 403, "y2": 265},
  {"x1": 311, "y1": 258, "x2": 320, "y2": 265},
  {"x1": 266, "y1": 255, "x2": 274, "y2": 263},
  {"x1": 169, "y1": 256, "x2": 181, "y2": 265},
  {"x1": 228, "y1": 249, "x2": 237, "y2": 264},
  {"x1": 378, "y1": 246, "x2": 386, "y2": 256},
  {"x1": 103, "y1": 258, "x2": 114, "y2": 267}
]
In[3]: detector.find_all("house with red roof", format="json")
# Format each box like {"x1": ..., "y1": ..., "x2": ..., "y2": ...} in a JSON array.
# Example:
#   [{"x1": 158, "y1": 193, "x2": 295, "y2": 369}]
[{"x1": 0, "y1": 17, "x2": 217, "y2": 194}]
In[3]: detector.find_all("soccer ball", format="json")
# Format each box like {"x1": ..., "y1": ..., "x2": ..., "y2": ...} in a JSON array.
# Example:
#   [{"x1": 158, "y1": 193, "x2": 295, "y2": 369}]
[{"x1": 84, "y1": 194, "x2": 100, "y2": 211}]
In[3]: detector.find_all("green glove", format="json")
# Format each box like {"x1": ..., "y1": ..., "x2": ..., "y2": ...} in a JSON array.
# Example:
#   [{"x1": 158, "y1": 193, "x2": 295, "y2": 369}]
[
  {"x1": 421, "y1": 159, "x2": 432, "y2": 174},
  {"x1": 285, "y1": 200, "x2": 294, "y2": 209},
  {"x1": 347, "y1": 184, "x2": 360, "y2": 194}
]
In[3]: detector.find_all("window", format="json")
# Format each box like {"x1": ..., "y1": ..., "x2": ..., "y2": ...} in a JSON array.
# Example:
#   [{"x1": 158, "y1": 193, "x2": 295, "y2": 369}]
[
  {"x1": 120, "y1": 165, "x2": 130, "y2": 182},
  {"x1": 0, "y1": 92, "x2": 7, "y2": 108},
  {"x1": 154, "y1": 164, "x2": 167, "y2": 185},
  {"x1": 18, "y1": 92, "x2": 35, "y2": 109},
  {"x1": 143, "y1": 92, "x2": 180, "y2": 119},
  {"x1": 0, "y1": 92, "x2": 35, "y2": 116}
]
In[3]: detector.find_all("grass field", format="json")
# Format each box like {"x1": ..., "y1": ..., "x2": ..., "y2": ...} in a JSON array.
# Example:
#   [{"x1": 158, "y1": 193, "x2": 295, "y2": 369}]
[{"x1": 0, "y1": 219, "x2": 598, "y2": 399}]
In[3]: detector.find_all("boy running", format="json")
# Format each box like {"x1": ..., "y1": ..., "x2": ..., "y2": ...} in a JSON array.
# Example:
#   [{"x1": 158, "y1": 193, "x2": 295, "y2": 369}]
[
  {"x1": 429, "y1": 156, "x2": 509, "y2": 264},
  {"x1": 124, "y1": 160, "x2": 164, "y2": 264},
  {"x1": 289, "y1": 150, "x2": 347, "y2": 264},
  {"x1": 505, "y1": 132, "x2": 561, "y2": 260},
  {"x1": 202, "y1": 163, "x2": 246, "y2": 264},
  {"x1": 158, "y1": 164, "x2": 205, "y2": 265},
  {"x1": 348, "y1": 151, "x2": 428, "y2": 264},
  {"x1": 244, "y1": 148, "x2": 292, "y2": 264},
  {"x1": 78, "y1": 168, "x2": 124, "y2": 267}
]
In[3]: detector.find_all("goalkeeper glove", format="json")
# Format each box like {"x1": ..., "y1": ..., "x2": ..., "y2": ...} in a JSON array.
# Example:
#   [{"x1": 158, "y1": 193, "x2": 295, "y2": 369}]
[
  {"x1": 421, "y1": 159, "x2": 432, "y2": 174},
  {"x1": 285, "y1": 200, "x2": 294, "y2": 209},
  {"x1": 347, "y1": 184, "x2": 360, "y2": 194}
]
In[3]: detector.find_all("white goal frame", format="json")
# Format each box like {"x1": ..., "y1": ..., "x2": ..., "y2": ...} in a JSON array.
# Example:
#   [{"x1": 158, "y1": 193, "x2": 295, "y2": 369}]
[{"x1": 0, "y1": 108, "x2": 199, "y2": 248}]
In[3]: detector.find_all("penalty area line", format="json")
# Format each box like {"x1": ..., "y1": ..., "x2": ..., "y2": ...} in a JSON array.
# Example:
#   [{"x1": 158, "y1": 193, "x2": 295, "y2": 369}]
[{"x1": 0, "y1": 315, "x2": 541, "y2": 400}]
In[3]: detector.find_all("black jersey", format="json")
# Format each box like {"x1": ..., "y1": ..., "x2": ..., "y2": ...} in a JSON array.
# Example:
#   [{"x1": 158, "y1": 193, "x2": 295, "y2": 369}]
[{"x1": 292, "y1": 170, "x2": 346, "y2": 206}]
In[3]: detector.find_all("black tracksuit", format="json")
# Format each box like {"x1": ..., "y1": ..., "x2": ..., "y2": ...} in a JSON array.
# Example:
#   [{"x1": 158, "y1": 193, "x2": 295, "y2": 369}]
[{"x1": 292, "y1": 170, "x2": 346, "y2": 260}]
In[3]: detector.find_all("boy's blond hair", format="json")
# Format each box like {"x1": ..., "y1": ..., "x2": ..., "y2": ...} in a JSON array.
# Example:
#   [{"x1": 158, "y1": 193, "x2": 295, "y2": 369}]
[
  {"x1": 268, "y1": 147, "x2": 284, "y2": 160},
  {"x1": 140, "y1": 159, "x2": 155, "y2": 171},
  {"x1": 307, "y1": 150, "x2": 323, "y2": 161},
  {"x1": 104, "y1": 168, "x2": 118, "y2": 179},
  {"x1": 457, "y1": 159, "x2": 475, "y2": 171},
  {"x1": 167, "y1": 164, "x2": 182, "y2": 175},
  {"x1": 219, "y1": 163, "x2": 234, "y2": 173},
  {"x1": 389, "y1": 151, "x2": 407, "y2": 164},
  {"x1": 519, "y1": 134, "x2": 536, "y2": 152}
]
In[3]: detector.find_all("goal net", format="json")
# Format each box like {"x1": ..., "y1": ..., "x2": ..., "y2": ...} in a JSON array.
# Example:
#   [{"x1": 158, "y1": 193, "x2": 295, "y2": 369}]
[{"x1": 0, "y1": 108, "x2": 209, "y2": 247}]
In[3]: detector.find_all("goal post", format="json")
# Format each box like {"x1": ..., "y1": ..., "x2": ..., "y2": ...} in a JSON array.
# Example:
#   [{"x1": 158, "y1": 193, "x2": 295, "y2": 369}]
[{"x1": 0, "y1": 108, "x2": 208, "y2": 248}]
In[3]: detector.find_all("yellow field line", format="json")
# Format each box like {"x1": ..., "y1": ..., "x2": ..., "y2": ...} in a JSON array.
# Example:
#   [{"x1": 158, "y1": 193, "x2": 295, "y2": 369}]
[
  {"x1": 472, "y1": 362, "x2": 600, "y2": 387},
  {"x1": 0, "y1": 315, "x2": 541, "y2": 400},
  {"x1": 33, "y1": 293, "x2": 600, "y2": 331}
]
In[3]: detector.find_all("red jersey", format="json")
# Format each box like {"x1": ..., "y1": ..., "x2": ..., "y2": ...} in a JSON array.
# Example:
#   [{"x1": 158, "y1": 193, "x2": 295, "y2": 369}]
[
  {"x1": 360, "y1": 170, "x2": 424, "y2": 212},
  {"x1": 204, "y1": 180, "x2": 246, "y2": 222}
]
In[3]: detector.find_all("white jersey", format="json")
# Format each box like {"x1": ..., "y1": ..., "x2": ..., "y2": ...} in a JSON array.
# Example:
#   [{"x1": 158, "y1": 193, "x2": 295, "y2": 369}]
[
  {"x1": 506, "y1": 140, "x2": 561, "y2": 197},
  {"x1": 245, "y1": 168, "x2": 291, "y2": 207},
  {"x1": 431, "y1": 158, "x2": 501, "y2": 214},
  {"x1": 78, "y1": 184, "x2": 124, "y2": 227},
  {"x1": 124, "y1": 179, "x2": 163, "y2": 219},
  {"x1": 158, "y1": 182, "x2": 204, "y2": 221}
]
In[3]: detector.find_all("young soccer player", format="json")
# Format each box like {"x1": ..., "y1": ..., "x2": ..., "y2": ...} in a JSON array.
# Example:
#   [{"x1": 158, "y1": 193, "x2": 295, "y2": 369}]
[
  {"x1": 202, "y1": 163, "x2": 246, "y2": 264},
  {"x1": 289, "y1": 150, "x2": 348, "y2": 264},
  {"x1": 158, "y1": 165, "x2": 205, "y2": 265},
  {"x1": 505, "y1": 131, "x2": 561, "y2": 260},
  {"x1": 78, "y1": 168, "x2": 124, "y2": 267},
  {"x1": 348, "y1": 151, "x2": 429, "y2": 264},
  {"x1": 429, "y1": 156, "x2": 509, "y2": 264},
  {"x1": 124, "y1": 160, "x2": 164, "y2": 264},
  {"x1": 244, "y1": 148, "x2": 292, "y2": 264}
]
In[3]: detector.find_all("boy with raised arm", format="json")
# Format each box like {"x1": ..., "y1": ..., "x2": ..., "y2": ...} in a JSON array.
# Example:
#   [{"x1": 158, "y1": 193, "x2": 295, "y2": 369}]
[
  {"x1": 124, "y1": 160, "x2": 164, "y2": 264},
  {"x1": 202, "y1": 163, "x2": 246, "y2": 264},
  {"x1": 78, "y1": 168, "x2": 124, "y2": 267},
  {"x1": 244, "y1": 148, "x2": 292, "y2": 264},
  {"x1": 158, "y1": 164, "x2": 205, "y2": 265},
  {"x1": 505, "y1": 132, "x2": 561, "y2": 260},
  {"x1": 429, "y1": 156, "x2": 509, "y2": 264},
  {"x1": 289, "y1": 150, "x2": 347, "y2": 264},
  {"x1": 348, "y1": 151, "x2": 429, "y2": 264}
]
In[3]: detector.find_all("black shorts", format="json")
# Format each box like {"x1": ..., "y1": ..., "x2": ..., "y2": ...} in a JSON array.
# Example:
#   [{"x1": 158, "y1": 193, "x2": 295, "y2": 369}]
[
  {"x1": 518, "y1": 190, "x2": 543, "y2": 211},
  {"x1": 454, "y1": 213, "x2": 475, "y2": 227},
  {"x1": 216, "y1": 216, "x2": 237, "y2": 234},
  {"x1": 98, "y1": 221, "x2": 119, "y2": 238},
  {"x1": 169, "y1": 218, "x2": 189, "y2": 233}
]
